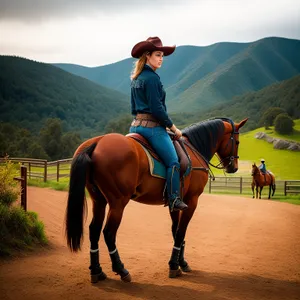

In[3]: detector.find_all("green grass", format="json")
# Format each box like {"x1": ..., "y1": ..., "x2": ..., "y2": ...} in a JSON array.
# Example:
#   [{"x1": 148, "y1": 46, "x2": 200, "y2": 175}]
[
  {"x1": 249, "y1": 119, "x2": 300, "y2": 142},
  {"x1": 0, "y1": 203, "x2": 48, "y2": 256},
  {"x1": 28, "y1": 178, "x2": 69, "y2": 191},
  {"x1": 239, "y1": 123, "x2": 300, "y2": 179}
]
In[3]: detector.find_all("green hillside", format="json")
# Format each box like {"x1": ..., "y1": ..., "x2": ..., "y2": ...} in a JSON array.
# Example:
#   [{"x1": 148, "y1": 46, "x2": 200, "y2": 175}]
[
  {"x1": 0, "y1": 56, "x2": 130, "y2": 138},
  {"x1": 170, "y1": 37, "x2": 300, "y2": 112},
  {"x1": 179, "y1": 75, "x2": 300, "y2": 132}
]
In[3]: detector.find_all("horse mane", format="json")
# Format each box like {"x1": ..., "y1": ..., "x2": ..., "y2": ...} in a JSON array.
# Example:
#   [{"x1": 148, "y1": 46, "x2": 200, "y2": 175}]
[{"x1": 182, "y1": 118, "x2": 226, "y2": 161}]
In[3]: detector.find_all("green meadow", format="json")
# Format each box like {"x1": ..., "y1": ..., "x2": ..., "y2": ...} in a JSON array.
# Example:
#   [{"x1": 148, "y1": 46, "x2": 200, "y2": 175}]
[
  {"x1": 237, "y1": 120, "x2": 300, "y2": 180},
  {"x1": 202, "y1": 120, "x2": 300, "y2": 179}
]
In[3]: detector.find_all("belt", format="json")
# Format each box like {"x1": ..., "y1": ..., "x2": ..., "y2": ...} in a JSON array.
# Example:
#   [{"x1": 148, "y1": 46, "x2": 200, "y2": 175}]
[
  {"x1": 131, "y1": 119, "x2": 161, "y2": 128},
  {"x1": 136, "y1": 113, "x2": 158, "y2": 121}
]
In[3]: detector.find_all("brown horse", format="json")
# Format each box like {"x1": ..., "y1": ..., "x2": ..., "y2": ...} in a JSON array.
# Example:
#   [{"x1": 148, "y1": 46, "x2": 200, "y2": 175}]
[
  {"x1": 65, "y1": 117, "x2": 248, "y2": 283},
  {"x1": 251, "y1": 163, "x2": 276, "y2": 199}
]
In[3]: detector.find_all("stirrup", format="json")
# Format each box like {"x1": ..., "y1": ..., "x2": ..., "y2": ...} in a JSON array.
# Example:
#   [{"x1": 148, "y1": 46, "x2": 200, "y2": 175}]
[{"x1": 171, "y1": 198, "x2": 188, "y2": 212}]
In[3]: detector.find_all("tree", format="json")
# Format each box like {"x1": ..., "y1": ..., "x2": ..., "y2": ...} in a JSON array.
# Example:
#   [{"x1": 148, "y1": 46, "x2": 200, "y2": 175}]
[
  {"x1": 61, "y1": 132, "x2": 82, "y2": 158},
  {"x1": 274, "y1": 113, "x2": 294, "y2": 134},
  {"x1": 259, "y1": 107, "x2": 286, "y2": 128},
  {"x1": 39, "y1": 118, "x2": 63, "y2": 160}
]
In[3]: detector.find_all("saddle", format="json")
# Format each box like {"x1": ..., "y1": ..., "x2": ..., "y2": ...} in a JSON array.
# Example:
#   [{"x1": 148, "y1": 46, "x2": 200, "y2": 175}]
[{"x1": 127, "y1": 133, "x2": 191, "y2": 178}]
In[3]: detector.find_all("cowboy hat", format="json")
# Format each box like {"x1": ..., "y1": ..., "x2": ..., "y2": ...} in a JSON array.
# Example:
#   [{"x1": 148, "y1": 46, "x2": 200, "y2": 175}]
[
  {"x1": 131, "y1": 37, "x2": 176, "y2": 58},
  {"x1": 260, "y1": 158, "x2": 265, "y2": 162}
]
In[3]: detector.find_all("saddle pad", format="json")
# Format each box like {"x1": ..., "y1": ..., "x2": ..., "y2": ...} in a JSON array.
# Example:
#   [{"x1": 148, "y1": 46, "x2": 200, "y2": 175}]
[{"x1": 140, "y1": 145, "x2": 166, "y2": 179}]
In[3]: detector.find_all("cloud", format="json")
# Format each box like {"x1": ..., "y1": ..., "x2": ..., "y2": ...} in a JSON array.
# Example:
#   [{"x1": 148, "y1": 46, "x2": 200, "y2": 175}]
[
  {"x1": 0, "y1": 0, "x2": 299, "y2": 66},
  {"x1": 0, "y1": 0, "x2": 186, "y2": 21}
]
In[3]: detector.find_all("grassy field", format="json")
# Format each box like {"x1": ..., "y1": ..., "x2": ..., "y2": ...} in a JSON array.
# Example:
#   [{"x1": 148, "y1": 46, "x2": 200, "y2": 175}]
[{"x1": 237, "y1": 120, "x2": 300, "y2": 180}]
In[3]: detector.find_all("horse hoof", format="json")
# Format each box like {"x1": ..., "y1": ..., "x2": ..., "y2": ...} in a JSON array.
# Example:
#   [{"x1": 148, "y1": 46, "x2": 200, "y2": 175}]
[
  {"x1": 121, "y1": 273, "x2": 132, "y2": 282},
  {"x1": 169, "y1": 268, "x2": 182, "y2": 278},
  {"x1": 180, "y1": 264, "x2": 192, "y2": 272},
  {"x1": 91, "y1": 271, "x2": 107, "y2": 283}
]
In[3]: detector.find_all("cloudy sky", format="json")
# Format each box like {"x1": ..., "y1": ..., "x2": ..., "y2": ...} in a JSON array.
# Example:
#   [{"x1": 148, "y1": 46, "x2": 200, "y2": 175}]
[{"x1": 0, "y1": 0, "x2": 299, "y2": 67}]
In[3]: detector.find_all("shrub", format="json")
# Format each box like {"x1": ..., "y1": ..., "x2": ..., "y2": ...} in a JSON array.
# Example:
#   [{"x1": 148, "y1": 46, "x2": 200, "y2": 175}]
[
  {"x1": 0, "y1": 157, "x2": 48, "y2": 256},
  {"x1": 0, "y1": 157, "x2": 20, "y2": 206},
  {"x1": 0, "y1": 204, "x2": 47, "y2": 256},
  {"x1": 259, "y1": 107, "x2": 286, "y2": 128},
  {"x1": 274, "y1": 113, "x2": 295, "y2": 134}
]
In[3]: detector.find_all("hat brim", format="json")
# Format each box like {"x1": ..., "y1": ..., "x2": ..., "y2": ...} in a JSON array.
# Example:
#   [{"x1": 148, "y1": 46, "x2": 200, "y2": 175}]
[{"x1": 131, "y1": 41, "x2": 176, "y2": 58}]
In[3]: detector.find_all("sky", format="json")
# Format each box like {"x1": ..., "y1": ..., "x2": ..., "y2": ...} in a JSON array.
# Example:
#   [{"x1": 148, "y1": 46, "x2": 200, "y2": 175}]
[{"x1": 0, "y1": 0, "x2": 299, "y2": 67}]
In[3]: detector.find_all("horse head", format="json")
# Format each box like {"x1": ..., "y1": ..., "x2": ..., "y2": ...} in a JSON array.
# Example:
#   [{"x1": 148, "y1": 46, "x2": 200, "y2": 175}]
[
  {"x1": 216, "y1": 118, "x2": 248, "y2": 173},
  {"x1": 251, "y1": 163, "x2": 258, "y2": 176}
]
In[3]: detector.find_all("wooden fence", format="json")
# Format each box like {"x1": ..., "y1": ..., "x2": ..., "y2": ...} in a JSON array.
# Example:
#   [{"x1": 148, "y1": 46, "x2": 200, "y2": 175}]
[
  {"x1": 0, "y1": 157, "x2": 72, "y2": 182},
  {"x1": 203, "y1": 176, "x2": 300, "y2": 196},
  {"x1": 1, "y1": 157, "x2": 299, "y2": 196}
]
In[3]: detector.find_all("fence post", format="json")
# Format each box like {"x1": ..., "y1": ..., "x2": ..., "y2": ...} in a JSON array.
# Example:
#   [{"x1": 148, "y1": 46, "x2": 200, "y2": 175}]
[
  {"x1": 44, "y1": 161, "x2": 47, "y2": 182},
  {"x1": 209, "y1": 177, "x2": 212, "y2": 193},
  {"x1": 20, "y1": 166, "x2": 27, "y2": 211},
  {"x1": 57, "y1": 161, "x2": 60, "y2": 182},
  {"x1": 240, "y1": 177, "x2": 242, "y2": 194},
  {"x1": 284, "y1": 181, "x2": 287, "y2": 196},
  {"x1": 28, "y1": 162, "x2": 31, "y2": 179}
]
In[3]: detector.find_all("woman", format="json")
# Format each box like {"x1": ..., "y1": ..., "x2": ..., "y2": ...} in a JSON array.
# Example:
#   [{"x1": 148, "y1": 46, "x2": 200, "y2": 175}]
[{"x1": 129, "y1": 36, "x2": 188, "y2": 212}]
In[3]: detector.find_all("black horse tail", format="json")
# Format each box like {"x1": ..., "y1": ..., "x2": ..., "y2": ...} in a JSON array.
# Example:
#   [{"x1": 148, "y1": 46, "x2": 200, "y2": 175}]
[{"x1": 65, "y1": 142, "x2": 97, "y2": 252}]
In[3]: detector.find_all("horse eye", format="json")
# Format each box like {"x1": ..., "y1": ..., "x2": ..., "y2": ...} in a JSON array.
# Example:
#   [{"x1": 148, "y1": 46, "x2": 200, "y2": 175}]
[{"x1": 236, "y1": 140, "x2": 240, "y2": 145}]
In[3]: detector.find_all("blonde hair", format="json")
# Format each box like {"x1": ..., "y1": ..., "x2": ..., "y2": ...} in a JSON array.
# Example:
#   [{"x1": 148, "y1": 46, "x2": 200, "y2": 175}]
[{"x1": 130, "y1": 52, "x2": 149, "y2": 80}]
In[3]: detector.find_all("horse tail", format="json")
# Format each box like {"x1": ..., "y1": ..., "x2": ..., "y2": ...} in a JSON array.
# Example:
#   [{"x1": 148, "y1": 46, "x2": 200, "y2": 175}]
[{"x1": 65, "y1": 142, "x2": 97, "y2": 252}]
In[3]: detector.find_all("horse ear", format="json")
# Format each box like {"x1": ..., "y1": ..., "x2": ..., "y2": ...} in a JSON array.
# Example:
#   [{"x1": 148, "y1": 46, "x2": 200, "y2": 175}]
[{"x1": 236, "y1": 118, "x2": 248, "y2": 130}]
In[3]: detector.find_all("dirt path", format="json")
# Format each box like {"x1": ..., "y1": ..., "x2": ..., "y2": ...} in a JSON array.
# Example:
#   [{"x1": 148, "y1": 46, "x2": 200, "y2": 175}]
[{"x1": 1, "y1": 187, "x2": 300, "y2": 300}]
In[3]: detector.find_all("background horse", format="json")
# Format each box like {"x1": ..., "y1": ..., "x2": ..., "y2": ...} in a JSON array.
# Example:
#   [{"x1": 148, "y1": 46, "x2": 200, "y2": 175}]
[
  {"x1": 65, "y1": 117, "x2": 248, "y2": 283},
  {"x1": 251, "y1": 163, "x2": 276, "y2": 199}
]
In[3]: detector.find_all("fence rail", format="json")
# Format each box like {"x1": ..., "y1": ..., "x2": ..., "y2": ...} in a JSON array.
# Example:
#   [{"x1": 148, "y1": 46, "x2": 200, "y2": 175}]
[{"x1": 1, "y1": 157, "x2": 299, "y2": 196}]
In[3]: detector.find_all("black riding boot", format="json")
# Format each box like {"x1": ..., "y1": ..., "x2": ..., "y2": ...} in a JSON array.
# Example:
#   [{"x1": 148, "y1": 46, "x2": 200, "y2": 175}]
[{"x1": 167, "y1": 165, "x2": 188, "y2": 212}]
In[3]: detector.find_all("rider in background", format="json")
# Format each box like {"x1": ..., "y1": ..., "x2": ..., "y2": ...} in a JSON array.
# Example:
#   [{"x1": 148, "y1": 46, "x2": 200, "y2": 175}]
[
  {"x1": 258, "y1": 159, "x2": 267, "y2": 174},
  {"x1": 129, "y1": 36, "x2": 188, "y2": 212}
]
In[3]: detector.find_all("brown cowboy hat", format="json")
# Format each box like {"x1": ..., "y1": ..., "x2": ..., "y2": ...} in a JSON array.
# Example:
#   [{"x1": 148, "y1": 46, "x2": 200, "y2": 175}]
[{"x1": 131, "y1": 36, "x2": 176, "y2": 58}]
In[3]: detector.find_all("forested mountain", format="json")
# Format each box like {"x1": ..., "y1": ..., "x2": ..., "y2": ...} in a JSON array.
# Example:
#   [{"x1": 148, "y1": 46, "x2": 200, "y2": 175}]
[
  {"x1": 0, "y1": 56, "x2": 130, "y2": 138},
  {"x1": 54, "y1": 37, "x2": 300, "y2": 113},
  {"x1": 181, "y1": 74, "x2": 300, "y2": 131}
]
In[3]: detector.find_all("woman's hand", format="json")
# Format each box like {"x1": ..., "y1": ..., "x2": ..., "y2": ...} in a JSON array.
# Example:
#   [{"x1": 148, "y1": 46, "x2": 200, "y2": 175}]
[
  {"x1": 170, "y1": 125, "x2": 182, "y2": 139},
  {"x1": 174, "y1": 128, "x2": 182, "y2": 139}
]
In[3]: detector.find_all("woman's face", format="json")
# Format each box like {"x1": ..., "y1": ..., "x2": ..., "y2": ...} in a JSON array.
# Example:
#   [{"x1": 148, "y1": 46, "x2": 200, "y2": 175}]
[{"x1": 146, "y1": 51, "x2": 163, "y2": 70}]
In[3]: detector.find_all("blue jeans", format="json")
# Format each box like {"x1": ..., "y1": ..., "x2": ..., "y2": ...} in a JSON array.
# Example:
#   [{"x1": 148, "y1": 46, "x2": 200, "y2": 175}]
[{"x1": 130, "y1": 125, "x2": 180, "y2": 200}]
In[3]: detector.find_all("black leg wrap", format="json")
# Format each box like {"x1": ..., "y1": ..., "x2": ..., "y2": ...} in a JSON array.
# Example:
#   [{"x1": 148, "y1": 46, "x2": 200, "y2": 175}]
[
  {"x1": 110, "y1": 250, "x2": 129, "y2": 279},
  {"x1": 168, "y1": 247, "x2": 180, "y2": 270},
  {"x1": 179, "y1": 241, "x2": 188, "y2": 267},
  {"x1": 89, "y1": 250, "x2": 107, "y2": 282}
]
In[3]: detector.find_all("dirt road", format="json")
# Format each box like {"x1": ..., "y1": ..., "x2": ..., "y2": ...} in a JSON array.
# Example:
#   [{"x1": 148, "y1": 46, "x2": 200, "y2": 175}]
[{"x1": 0, "y1": 187, "x2": 299, "y2": 300}]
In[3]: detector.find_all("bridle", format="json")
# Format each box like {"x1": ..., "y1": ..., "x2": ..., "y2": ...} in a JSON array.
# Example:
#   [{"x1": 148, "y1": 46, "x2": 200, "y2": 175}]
[{"x1": 208, "y1": 118, "x2": 239, "y2": 170}]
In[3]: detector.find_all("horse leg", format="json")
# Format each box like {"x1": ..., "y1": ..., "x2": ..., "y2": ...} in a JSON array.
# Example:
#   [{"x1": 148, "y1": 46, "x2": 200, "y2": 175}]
[
  {"x1": 272, "y1": 183, "x2": 276, "y2": 196},
  {"x1": 169, "y1": 211, "x2": 192, "y2": 273},
  {"x1": 255, "y1": 186, "x2": 258, "y2": 199},
  {"x1": 259, "y1": 186, "x2": 263, "y2": 199},
  {"x1": 251, "y1": 182, "x2": 255, "y2": 198},
  {"x1": 268, "y1": 185, "x2": 271, "y2": 199},
  {"x1": 169, "y1": 197, "x2": 197, "y2": 278},
  {"x1": 103, "y1": 204, "x2": 131, "y2": 282},
  {"x1": 87, "y1": 184, "x2": 107, "y2": 283}
]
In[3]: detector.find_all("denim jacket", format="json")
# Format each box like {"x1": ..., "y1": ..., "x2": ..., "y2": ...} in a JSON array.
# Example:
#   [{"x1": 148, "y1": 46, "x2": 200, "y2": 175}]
[
  {"x1": 131, "y1": 65, "x2": 173, "y2": 128},
  {"x1": 259, "y1": 163, "x2": 267, "y2": 173}
]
